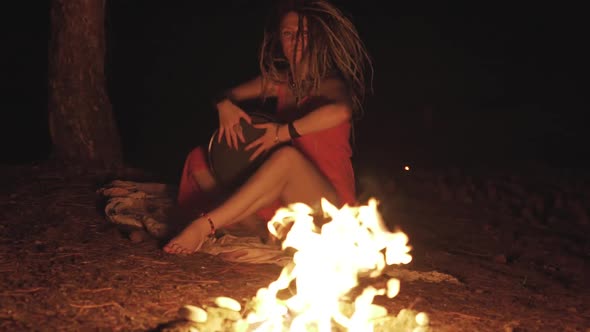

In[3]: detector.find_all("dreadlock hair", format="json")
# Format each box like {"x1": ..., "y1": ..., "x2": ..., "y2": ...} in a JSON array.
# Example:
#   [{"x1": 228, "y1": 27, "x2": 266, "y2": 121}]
[{"x1": 259, "y1": 0, "x2": 373, "y2": 119}]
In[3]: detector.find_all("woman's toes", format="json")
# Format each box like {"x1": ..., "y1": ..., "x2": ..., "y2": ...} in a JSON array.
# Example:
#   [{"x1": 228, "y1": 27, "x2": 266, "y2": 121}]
[
  {"x1": 164, "y1": 242, "x2": 194, "y2": 255},
  {"x1": 164, "y1": 242, "x2": 180, "y2": 254}
]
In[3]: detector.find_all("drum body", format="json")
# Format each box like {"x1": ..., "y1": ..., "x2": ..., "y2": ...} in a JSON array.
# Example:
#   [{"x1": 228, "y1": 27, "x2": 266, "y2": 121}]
[{"x1": 207, "y1": 112, "x2": 283, "y2": 190}]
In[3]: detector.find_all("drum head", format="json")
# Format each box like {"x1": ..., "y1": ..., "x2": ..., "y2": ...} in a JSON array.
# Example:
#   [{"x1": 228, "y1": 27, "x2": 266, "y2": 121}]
[{"x1": 207, "y1": 112, "x2": 281, "y2": 189}]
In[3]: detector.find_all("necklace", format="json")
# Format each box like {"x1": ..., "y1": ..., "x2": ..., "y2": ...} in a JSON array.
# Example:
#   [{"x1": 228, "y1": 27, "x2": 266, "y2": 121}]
[
  {"x1": 287, "y1": 71, "x2": 296, "y2": 90},
  {"x1": 287, "y1": 72, "x2": 300, "y2": 104},
  {"x1": 287, "y1": 71, "x2": 314, "y2": 105}
]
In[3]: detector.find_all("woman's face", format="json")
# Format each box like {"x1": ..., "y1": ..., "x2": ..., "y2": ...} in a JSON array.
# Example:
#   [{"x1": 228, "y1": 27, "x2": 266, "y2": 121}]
[{"x1": 279, "y1": 11, "x2": 308, "y2": 65}]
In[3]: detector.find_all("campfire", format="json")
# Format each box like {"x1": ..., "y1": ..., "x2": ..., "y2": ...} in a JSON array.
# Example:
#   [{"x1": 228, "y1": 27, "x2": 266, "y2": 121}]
[{"x1": 178, "y1": 198, "x2": 430, "y2": 331}]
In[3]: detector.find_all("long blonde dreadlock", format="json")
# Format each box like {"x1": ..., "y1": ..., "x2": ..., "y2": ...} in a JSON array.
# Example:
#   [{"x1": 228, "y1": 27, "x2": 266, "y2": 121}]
[{"x1": 259, "y1": 0, "x2": 373, "y2": 120}]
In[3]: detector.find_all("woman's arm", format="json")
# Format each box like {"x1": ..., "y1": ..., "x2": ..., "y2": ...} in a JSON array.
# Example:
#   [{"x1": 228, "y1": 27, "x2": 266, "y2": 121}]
[
  {"x1": 216, "y1": 76, "x2": 277, "y2": 106},
  {"x1": 276, "y1": 78, "x2": 353, "y2": 141},
  {"x1": 215, "y1": 76, "x2": 278, "y2": 149},
  {"x1": 246, "y1": 78, "x2": 354, "y2": 160}
]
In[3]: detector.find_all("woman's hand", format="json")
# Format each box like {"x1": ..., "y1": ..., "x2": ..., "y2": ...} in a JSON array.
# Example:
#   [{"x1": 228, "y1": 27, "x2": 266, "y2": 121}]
[
  {"x1": 216, "y1": 100, "x2": 252, "y2": 150},
  {"x1": 245, "y1": 123, "x2": 282, "y2": 161}
]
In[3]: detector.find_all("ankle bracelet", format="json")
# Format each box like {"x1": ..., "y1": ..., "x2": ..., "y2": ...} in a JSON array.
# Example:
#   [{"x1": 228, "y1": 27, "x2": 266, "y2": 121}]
[{"x1": 200, "y1": 213, "x2": 216, "y2": 238}]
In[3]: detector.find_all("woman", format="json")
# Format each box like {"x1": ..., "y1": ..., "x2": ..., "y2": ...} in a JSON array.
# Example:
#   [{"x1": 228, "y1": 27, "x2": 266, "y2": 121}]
[{"x1": 164, "y1": 0, "x2": 372, "y2": 254}]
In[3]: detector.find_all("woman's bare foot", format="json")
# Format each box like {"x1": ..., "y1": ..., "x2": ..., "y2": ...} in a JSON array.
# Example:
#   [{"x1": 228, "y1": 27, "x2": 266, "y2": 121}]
[{"x1": 163, "y1": 217, "x2": 212, "y2": 255}]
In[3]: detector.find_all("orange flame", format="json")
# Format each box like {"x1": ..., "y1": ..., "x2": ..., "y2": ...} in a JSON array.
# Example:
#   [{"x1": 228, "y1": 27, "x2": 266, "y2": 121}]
[{"x1": 180, "y1": 198, "x2": 430, "y2": 331}]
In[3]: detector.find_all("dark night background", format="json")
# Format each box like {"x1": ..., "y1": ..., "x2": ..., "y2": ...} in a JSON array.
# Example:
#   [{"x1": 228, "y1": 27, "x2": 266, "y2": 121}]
[{"x1": 3, "y1": 1, "x2": 587, "y2": 182}]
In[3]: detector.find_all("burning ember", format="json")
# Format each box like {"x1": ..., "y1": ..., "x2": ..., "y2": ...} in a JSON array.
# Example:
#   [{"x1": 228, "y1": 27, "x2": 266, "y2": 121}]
[{"x1": 178, "y1": 198, "x2": 430, "y2": 331}]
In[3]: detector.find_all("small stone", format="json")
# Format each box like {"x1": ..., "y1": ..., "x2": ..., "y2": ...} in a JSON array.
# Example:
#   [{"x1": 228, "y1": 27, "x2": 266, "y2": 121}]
[
  {"x1": 214, "y1": 297, "x2": 241, "y2": 312},
  {"x1": 415, "y1": 312, "x2": 430, "y2": 326},
  {"x1": 178, "y1": 305, "x2": 208, "y2": 323}
]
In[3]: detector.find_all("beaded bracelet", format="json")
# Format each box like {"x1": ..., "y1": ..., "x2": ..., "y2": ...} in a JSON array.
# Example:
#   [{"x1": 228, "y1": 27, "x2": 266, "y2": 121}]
[{"x1": 200, "y1": 213, "x2": 216, "y2": 238}]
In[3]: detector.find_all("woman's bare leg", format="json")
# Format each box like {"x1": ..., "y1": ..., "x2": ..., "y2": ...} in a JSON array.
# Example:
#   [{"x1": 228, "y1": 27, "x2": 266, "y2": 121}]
[
  {"x1": 176, "y1": 166, "x2": 261, "y2": 229},
  {"x1": 169, "y1": 168, "x2": 218, "y2": 229},
  {"x1": 163, "y1": 146, "x2": 339, "y2": 254}
]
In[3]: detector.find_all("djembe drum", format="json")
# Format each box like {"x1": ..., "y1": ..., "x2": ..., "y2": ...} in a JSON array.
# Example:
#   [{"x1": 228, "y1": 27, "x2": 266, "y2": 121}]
[{"x1": 207, "y1": 112, "x2": 285, "y2": 190}]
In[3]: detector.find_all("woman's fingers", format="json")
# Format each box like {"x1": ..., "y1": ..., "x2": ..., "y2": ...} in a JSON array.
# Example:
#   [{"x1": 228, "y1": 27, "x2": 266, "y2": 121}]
[
  {"x1": 253, "y1": 123, "x2": 271, "y2": 130},
  {"x1": 230, "y1": 129, "x2": 239, "y2": 150},
  {"x1": 245, "y1": 137, "x2": 262, "y2": 151},
  {"x1": 218, "y1": 122, "x2": 240, "y2": 149},
  {"x1": 224, "y1": 127, "x2": 232, "y2": 148},
  {"x1": 235, "y1": 124, "x2": 246, "y2": 143},
  {"x1": 241, "y1": 112, "x2": 252, "y2": 125},
  {"x1": 245, "y1": 137, "x2": 272, "y2": 161},
  {"x1": 248, "y1": 145, "x2": 266, "y2": 161},
  {"x1": 220, "y1": 120, "x2": 277, "y2": 151}
]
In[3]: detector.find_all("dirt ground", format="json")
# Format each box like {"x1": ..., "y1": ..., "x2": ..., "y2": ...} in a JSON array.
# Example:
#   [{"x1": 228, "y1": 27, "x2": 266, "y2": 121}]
[{"x1": 1, "y1": 160, "x2": 589, "y2": 331}]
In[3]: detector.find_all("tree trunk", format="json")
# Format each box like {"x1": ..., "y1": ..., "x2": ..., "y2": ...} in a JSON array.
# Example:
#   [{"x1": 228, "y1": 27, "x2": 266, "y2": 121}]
[{"x1": 48, "y1": 0, "x2": 123, "y2": 167}]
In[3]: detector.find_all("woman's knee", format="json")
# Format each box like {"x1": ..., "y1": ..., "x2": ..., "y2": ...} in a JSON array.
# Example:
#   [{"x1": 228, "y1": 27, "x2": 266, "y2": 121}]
[{"x1": 267, "y1": 146, "x2": 305, "y2": 165}]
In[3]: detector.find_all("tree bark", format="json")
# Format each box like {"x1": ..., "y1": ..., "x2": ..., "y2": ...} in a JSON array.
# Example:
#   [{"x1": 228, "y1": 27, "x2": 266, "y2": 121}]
[{"x1": 48, "y1": 0, "x2": 123, "y2": 167}]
